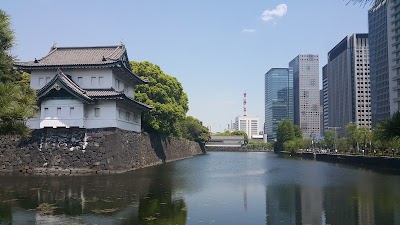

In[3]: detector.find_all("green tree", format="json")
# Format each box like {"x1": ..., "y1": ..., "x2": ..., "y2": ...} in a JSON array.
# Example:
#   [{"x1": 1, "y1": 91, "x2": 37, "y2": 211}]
[
  {"x1": 324, "y1": 129, "x2": 338, "y2": 150},
  {"x1": 345, "y1": 123, "x2": 361, "y2": 150},
  {"x1": 178, "y1": 116, "x2": 210, "y2": 143},
  {"x1": 214, "y1": 130, "x2": 248, "y2": 144},
  {"x1": 293, "y1": 125, "x2": 303, "y2": 139},
  {"x1": 131, "y1": 61, "x2": 189, "y2": 136},
  {"x1": 0, "y1": 10, "x2": 36, "y2": 135},
  {"x1": 337, "y1": 137, "x2": 351, "y2": 153},
  {"x1": 359, "y1": 126, "x2": 372, "y2": 151},
  {"x1": 376, "y1": 111, "x2": 400, "y2": 141},
  {"x1": 275, "y1": 119, "x2": 295, "y2": 152},
  {"x1": 231, "y1": 130, "x2": 249, "y2": 144}
]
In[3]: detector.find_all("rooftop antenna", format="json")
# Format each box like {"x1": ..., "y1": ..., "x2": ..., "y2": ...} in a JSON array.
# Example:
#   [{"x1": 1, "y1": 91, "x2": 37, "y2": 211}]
[{"x1": 243, "y1": 91, "x2": 247, "y2": 117}]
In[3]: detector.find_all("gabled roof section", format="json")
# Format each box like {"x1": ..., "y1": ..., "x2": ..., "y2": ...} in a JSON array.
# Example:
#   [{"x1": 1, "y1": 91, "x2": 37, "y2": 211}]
[
  {"x1": 85, "y1": 88, "x2": 152, "y2": 111},
  {"x1": 14, "y1": 44, "x2": 148, "y2": 84},
  {"x1": 37, "y1": 69, "x2": 152, "y2": 111},
  {"x1": 37, "y1": 69, "x2": 94, "y2": 104},
  {"x1": 15, "y1": 45, "x2": 126, "y2": 68}
]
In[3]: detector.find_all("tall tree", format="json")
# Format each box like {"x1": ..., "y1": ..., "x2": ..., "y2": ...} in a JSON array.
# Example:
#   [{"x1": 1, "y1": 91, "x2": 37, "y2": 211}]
[
  {"x1": 0, "y1": 10, "x2": 25, "y2": 83},
  {"x1": 178, "y1": 116, "x2": 210, "y2": 143},
  {"x1": 376, "y1": 111, "x2": 400, "y2": 141},
  {"x1": 324, "y1": 129, "x2": 338, "y2": 150},
  {"x1": 345, "y1": 123, "x2": 361, "y2": 149},
  {"x1": 0, "y1": 10, "x2": 36, "y2": 135},
  {"x1": 275, "y1": 119, "x2": 295, "y2": 152},
  {"x1": 293, "y1": 125, "x2": 303, "y2": 139},
  {"x1": 131, "y1": 61, "x2": 189, "y2": 136}
]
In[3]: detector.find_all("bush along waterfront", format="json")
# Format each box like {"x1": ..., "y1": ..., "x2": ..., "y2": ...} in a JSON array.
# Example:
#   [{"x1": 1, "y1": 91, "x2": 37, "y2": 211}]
[{"x1": 273, "y1": 113, "x2": 400, "y2": 159}]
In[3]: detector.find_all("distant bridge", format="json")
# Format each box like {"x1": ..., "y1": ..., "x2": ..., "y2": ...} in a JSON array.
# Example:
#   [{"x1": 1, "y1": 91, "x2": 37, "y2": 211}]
[{"x1": 205, "y1": 136, "x2": 245, "y2": 148}]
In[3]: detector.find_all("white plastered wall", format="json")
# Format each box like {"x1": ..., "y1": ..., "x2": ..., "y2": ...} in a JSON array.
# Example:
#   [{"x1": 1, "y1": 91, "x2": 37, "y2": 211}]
[{"x1": 40, "y1": 99, "x2": 84, "y2": 128}]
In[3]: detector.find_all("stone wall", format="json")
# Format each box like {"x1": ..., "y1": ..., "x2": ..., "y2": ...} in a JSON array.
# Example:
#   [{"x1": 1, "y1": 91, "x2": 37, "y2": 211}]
[
  {"x1": 0, "y1": 128, "x2": 205, "y2": 175},
  {"x1": 277, "y1": 152, "x2": 400, "y2": 170},
  {"x1": 206, "y1": 146, "x2": 270, "y2": 152}
]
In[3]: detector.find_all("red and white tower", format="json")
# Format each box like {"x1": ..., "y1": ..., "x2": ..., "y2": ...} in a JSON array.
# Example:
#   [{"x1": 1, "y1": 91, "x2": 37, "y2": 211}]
[{"x1": 243, "y1": 91, "x2": 247, "y2": 117}]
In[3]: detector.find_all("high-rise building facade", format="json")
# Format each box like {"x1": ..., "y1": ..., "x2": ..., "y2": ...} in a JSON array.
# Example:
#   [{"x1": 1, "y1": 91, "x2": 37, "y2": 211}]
[
  {"x1": 326, "y1": 34, "x2": 371, "y2": 134},
  {"x1": 369, "y1": 0, "x2": 400, "y2": 126},
  {"x1": 289, "y1": 54, "x2": 320, "y2": 138},
  {"x1": 322, "y1": 65, "x2": 329, "y2": 135},
  {"x1": 234, "y1": 116, "x2": 259, "y2": 139},
  {"x1": 264, "y1": 68, "x2": 294, "y2": 142},
  {"x1": 369, "y1": 0, "x2": 390, "y2": 127}
]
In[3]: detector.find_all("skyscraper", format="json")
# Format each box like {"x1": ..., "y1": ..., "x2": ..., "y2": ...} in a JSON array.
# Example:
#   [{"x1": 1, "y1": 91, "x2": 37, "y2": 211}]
[
  {"x1": 322, "y1": 65, "x2": 329, "y2": 135},
  {"x1": 369, "y1": 0, "x2": 389, "y2": 127},
  {"x1": 369, "y1": 0, "x2": 400, "y2": 126},
  {"x1": 264, "y1": 68, "x2": 294, "y2": 142},
  {"x1": 326, "y1": 34, "x2": 371, "y2": 134},
  {"x1": 289, "y1": 54, "x2": 320, "y2": 139}
]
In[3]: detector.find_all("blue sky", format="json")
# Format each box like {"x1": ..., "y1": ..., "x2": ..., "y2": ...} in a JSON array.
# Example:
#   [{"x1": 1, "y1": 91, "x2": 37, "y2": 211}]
[{"x1": 2, "y1": 0, "x2": 369, "y2": 133}]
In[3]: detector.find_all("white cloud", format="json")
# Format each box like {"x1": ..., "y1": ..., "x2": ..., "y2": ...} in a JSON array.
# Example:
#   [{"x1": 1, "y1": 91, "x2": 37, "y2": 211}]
[
  {"x1": 261, "y1": 4, "x2": 287, "y2": 22},
  {"x1": 241, "y1": 29, "x2": 256, "y2": 33}
]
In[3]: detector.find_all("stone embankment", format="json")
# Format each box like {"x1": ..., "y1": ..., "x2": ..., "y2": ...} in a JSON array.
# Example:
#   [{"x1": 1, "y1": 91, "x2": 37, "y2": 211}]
[
  {"x1": 0, "y1": 128, "x2": 205, "y2": 175},
  {"x1": 278, "y1": 152, "x2": 400, "y2": 170},
  {"x1": 206, "y1": 146, "x2": 270, "y2": 152}
]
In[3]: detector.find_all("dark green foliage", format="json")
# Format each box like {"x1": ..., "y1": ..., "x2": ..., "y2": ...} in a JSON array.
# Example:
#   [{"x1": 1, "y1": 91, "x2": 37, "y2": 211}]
[
  {"x1": 274, "y1": 119, "x2": 295, "y2": 152},
  {"x1": 231, "y1": 130, "x2": 248, "y2": 143},
  {"x1": 324, "y1": 130, "x2": 338, "y2": 149},
  {"x1": 215, "y1": 130, "x2": 248, "y2": 143},
  {"x1": 293, "y1": 125, "x2": 302, "y2": 139},
  {"x1": 345, "y1": 123, "x2": 360, "y2": 149},
  {"x1": 0, "y1": 10, "x2": 37, "y2": 135},
  {"x1": 178, "y1": 116, "x2": 210, "y2": 143},
  {"x1": 131, "y1": 61, "x2": 188, "y2": 136},
  {"x1": 376, "y1": 111, "x2": 400, "y2": 141}
]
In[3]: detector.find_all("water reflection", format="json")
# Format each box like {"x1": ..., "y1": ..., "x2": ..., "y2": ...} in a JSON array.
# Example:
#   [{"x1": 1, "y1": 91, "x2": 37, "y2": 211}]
[{"x1": 0, "y1": 152, "x2": 400, "y2": 225}]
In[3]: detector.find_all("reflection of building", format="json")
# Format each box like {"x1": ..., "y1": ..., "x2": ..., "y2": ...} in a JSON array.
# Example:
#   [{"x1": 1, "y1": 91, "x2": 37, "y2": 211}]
[
  {"x1": 326, "y1": 34, "x2": 371, "y2": 136},
  {"x1": 323, "y1": 187, "x2": 358, "y2": 225},
  {"x1": 289, "y1": 54, "x2": 320, "y2": 138},
  {"x1": 14, "y1": 45, "x2": 152, "y2": 132},
  {"x1": 264, "y1": 68, "x2": 294, "y2": 142},
  {"x1": 233, "y1": 116, "x2": 259, "y2": 139},
  {"x1": 266, "y1": 185, "x2": 301, "y2": 225},
  {"x1": 301, "y1": 188, "x2": 323, "y2": 225}
]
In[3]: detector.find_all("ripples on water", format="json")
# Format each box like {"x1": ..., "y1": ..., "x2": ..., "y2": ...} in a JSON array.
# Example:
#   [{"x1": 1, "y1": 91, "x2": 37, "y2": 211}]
[{"x1": 0, "y1": 152, "x2": 400, "y2": 225}]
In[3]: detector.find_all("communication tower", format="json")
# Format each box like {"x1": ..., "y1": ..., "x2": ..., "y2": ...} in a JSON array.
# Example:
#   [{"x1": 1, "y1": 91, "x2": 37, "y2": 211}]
[{"x1": 243, "y1": 91, "x2": 247, "y2": 116}]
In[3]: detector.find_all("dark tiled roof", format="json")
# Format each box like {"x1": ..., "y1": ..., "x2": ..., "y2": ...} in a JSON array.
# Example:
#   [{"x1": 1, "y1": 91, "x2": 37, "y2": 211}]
[
  {"x1": 37, "y1": 70, "x2": 152, "y2": 111},
  {"x1": 15, "y1": 45, "x2": 126, "y2": 68},
  {"x1": 38, "y1": 69, "x2": 94, "y2": 103},
  {"x1": 14, "y1": 44, "x2": 148, "y2": 84},
  {"x1": 85, "y1": 89, "x2": 124, "y2": 98}
]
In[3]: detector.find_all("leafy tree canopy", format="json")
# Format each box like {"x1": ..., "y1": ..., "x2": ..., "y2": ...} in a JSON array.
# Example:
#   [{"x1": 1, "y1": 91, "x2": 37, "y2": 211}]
[
  {"x1": 294, "y1": 125, "x2": 303, "y2": 139},
  {"x1": 375, "y1": 111, "x2": 400, "y2": 141},
  {"x1": 178, "y1": 116, "x2": 210, "y2": 143},
  {"x1": 214, "y1": 130, "x2": 248, "y2": 143},
  {"x1": 275, "y1": 119, "x2": 295, "y2": 152},
  {"x1": 0, "y1": 10, "x2": 37, "y2": 135},
  {"x1": 131, "y1": 61, "x2": 188, "y2": 136},
  {"x1": 324, "y1": 129, "x2": 338, "y2": 149}
]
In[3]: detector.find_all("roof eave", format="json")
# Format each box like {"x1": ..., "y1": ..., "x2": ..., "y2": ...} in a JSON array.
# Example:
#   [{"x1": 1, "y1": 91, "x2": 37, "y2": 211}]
[{"x1": 13, "y1": 62, "x2": 119, "y2": 71}]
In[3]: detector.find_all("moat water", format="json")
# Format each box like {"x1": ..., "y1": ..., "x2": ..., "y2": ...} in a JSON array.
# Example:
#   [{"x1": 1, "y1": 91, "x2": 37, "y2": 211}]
[{"x1": 0, "y1": 152, "x2": 400, "y2": 225}]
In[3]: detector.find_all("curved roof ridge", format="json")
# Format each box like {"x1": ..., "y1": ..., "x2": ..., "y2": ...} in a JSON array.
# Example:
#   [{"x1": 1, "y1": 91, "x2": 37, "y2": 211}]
[{"x1": 105, "y1": 45, "x2": 124, "y2": 59}]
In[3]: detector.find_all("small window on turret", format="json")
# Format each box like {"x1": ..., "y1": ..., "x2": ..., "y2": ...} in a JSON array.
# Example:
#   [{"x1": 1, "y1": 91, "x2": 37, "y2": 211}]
[{"x1": 95, "y1": 108, "x2": 100, "y2": 117}]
